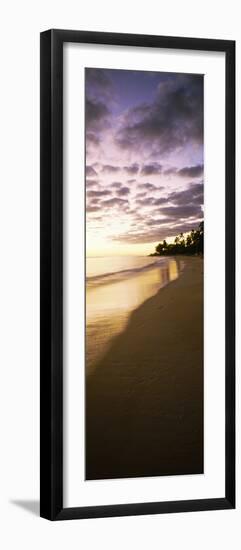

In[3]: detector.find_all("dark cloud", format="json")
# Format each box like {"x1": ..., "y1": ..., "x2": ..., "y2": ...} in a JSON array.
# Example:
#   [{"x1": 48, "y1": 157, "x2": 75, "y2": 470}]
[
  {"x1": 86, "y1": 132, "x2": 100, "y2": 146},
  {"x1": 101, "y1": 164, "x2": 121, "y2": 174},
  {"x1": 153, "y1": 197, "x2": 170, "y2": 205},
  {"x1": 86, "y1": 98, "x2": 109, "y2": 131},
  {"x1": 168, "y1": 182, "x2": 203, "y2": 206},
  {"x1": 111, "y1": 181, "x2": 122, "y2": 188},
  {"x1": 163, "y1": 167, "x2": 177, "y2": 176},
  {"x1": 86, "y1": 165, "x2": 98, "y2": 177},
  {"x1": 123, "y1": 163, "x2": 139, "y2": 175},
  {"x1": 155, "y1": 204, "x2": 202, "y2": 219},
  {"x1": 86, "y1": 204, "x2": 100, "y2": 213},
  {"x1": 88, "y1": 197, "x2": 99, "y2": 204},
  {"x1": 127, "y1": 179, "x2": 136, "y2": 184},
  {"x1": 116, "y1": 74, "x2": 203, "y2": 154},
  {"x1": 177, "y1": 164, "x2": 203, "y2": 178},
  {"x1": 141, "y1": 163, "x2": 163, "y2": 176},
  {"x1": 136, "y1": 197, "x2": 155, "y2": 206},
  {"x1": 139, "y1": 182, "x2": 159, "y2": 191},
  {"x1": 87, "y1": 189, "x2": 112, "y2": 198},
  {"x1": 116, "y1": 187, "x2": 130, "y2": 196},
  {"x1": 135, "y1": 182, "x2": 204, "y2": 209},
  {"x1": 86, "y1": 68, "x2": 113, "y2": 98},
  {"x1": 101, "y1": 197, "x2": 129, "y2": 209}
]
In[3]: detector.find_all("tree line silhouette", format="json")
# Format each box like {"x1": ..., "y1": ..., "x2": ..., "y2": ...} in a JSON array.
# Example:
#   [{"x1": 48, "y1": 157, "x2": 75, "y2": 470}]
[{"x1": 150, "y1": 221, "x2": 204, "y2": 256}]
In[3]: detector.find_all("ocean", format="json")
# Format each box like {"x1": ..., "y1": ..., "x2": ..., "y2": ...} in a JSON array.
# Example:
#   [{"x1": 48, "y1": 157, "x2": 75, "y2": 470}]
[{"x1": 86, "y1": 255, "x2": 180, "y2": 374}]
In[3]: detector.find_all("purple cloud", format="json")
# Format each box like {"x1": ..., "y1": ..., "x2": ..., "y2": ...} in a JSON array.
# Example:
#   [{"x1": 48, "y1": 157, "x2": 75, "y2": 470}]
[
  {"x1": 86, "y1": 98, "x2": 109, "y2": 130},
  {"x1": 111, "y1": 181, "x2": 122, "y2": 188},
  {"x1": 116, "y1": 74, "x2": 203, "y2": 155},
  {"x1": 87, "y1": 189, "x2": 112, "y2": 198},
  {"x1": 101, "y1": 164, "x2": 121, "y2": 174},
  {"x1": 168, "y1": 183, "x2": 203, "y2": 205},
  {"x1": 159, "y1": 204, "x2": 202, "y2": 218},
  {"x1": 163, "y1": 167, "x2": 177, "y2": 176},
  {"x1": 86, "y1": 165, "x2": 98, "y2": 177},
  {"x1": 136, "y1": 197, "x2": 155, "y2": 206},
  {"x1": 123, "y1": 163, "x2": 139, "y2": 175},
  {"x1": 86, "y1": 132, "x2": 100, "y2": 146},
  {"x1": 139, "y1": 182, "x2": 159, "y2": 191},
  {"x1": 153, "y1": 197, "x2": 169, "y2": 205},
  {"x1": 101, "y1": 197, "x2": 129, "y2": 209},
  {"x1": 86, "y1": 68, "x2": 113, "y2": 98},
  {"x1": 140, "y1": 163, "x2": 163, "y2": 176},
  {"x1": 86, "y1": 204, "x2": 100, "y2": 213},
  {"x1": 177, "y1": 164, "x2": 203, "y2": 178},
  {"x1": 116, "y1": 187, "x2": 130, "y2": 196}
]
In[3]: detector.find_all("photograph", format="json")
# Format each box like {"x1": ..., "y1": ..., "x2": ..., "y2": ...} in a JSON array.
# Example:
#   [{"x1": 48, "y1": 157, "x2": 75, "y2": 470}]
[{"x1": 85, "y1": 67, "x2": 204, "y2": 480}]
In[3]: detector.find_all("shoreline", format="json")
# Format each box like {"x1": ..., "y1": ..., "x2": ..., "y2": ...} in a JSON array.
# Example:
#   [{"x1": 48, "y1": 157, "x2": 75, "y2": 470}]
[
  {"x1": 86, "y1": 256, "x2": 181, "y2": 374},
  {"x1": 86, "y1": 256, "x2": 203, "y2": 480}
]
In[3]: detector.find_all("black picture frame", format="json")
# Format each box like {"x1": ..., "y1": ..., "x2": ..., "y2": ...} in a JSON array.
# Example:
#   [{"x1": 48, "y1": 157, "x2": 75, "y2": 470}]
[{"x1": 40, "y1": 29, "x2": 235, "y2": 521}]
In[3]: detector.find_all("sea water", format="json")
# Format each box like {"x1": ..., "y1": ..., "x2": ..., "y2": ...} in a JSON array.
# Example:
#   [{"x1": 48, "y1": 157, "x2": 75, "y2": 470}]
[{"x1": 86, "y1": 256, "x2": 180, "y2": 374}]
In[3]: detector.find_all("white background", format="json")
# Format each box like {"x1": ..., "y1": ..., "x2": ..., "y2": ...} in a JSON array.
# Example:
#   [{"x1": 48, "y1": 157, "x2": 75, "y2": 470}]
[{"x1": 0, "y1": 1, "x2": 239, "y2": 549}]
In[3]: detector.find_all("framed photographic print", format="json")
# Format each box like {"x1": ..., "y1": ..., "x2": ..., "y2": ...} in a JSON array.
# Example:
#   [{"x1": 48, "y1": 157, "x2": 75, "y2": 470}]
[{"x1": 40, "y1": 29, "x2": 235, "y2": 520}]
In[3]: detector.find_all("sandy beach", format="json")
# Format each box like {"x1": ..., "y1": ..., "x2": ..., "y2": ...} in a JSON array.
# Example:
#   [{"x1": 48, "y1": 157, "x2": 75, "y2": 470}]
[{"x1": 86, "y1": 256, "x2": 203, "y2": 480}]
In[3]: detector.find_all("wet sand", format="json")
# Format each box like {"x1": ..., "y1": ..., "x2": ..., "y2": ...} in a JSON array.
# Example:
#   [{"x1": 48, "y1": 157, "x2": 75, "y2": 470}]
[
  {"x1": 86, "y1": 256, "x2": 203, "y2": 480},
  {"x1": 86, "y1": 257, "x2": 180, "y2": 374}
]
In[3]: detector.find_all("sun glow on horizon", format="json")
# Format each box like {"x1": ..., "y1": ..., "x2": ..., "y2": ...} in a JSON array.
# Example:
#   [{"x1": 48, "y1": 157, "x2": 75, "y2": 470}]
[
  {"x1": 86, "y1": 231, "x2": 195, "y2": 258},
  {"x1": 86, "y1": 242, "x2": 157, "y2": 258}
]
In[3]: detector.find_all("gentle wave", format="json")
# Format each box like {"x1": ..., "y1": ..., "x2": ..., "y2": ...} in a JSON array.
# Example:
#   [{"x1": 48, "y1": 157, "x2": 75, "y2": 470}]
[{"x1": 86, "y1": 258, "x2": 165, "y2": 287}]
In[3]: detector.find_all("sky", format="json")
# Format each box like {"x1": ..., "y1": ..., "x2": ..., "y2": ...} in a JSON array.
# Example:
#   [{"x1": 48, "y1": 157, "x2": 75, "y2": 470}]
[{"x1": 85, "y1": 68, "x2": 204, "y2": 257}]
